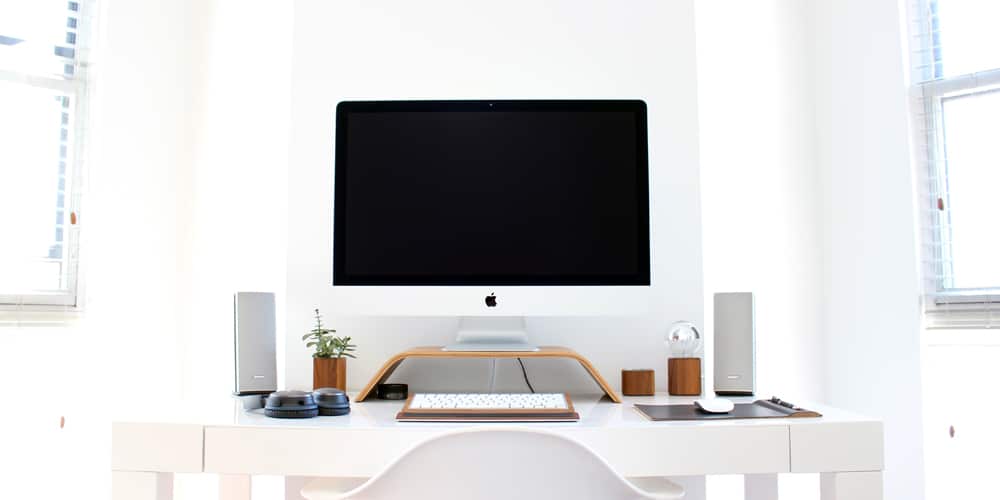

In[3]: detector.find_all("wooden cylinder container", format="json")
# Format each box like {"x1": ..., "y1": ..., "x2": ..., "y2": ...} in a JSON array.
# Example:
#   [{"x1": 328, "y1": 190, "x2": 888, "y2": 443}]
[
  {"x1": 667, "y1": 357, "x2": 702, "y2": 396},
  {"x1": 621, "y1": 369, "x2": 655, "y2": 396}
]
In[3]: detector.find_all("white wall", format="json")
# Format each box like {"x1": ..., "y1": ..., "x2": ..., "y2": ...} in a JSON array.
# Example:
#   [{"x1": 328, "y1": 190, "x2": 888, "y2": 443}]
[
  {"x1": 812, "y1": 1, "x2": 926, "y2": 499},
  {"x1": 182, "y1": 0, "x2": 293, "y2": 403},
  {"x1": 696, "y1": 0, "x2": 826, "y2": 403},
  {"x1": 84, "y1": 0, "x2": 212, "y2": 405},
  {"x1": 286, "y1": 0, "x2": 705, "y2": 394}
]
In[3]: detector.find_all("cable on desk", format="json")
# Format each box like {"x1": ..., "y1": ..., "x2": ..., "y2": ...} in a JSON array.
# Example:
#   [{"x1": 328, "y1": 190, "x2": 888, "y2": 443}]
[{"x1": 517, "y1": 357, "x2": 535, "y2": 393}]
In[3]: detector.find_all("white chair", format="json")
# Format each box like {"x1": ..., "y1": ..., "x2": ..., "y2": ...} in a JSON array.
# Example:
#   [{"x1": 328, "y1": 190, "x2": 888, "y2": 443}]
[{"x1": 301, "y1": 428, "x2": 685, "y2": 500}]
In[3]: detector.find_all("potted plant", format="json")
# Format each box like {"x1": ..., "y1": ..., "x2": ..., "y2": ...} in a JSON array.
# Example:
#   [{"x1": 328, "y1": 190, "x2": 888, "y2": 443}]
[{"x1": 303, "y1": 308, "x2": 356, "y2": 390}]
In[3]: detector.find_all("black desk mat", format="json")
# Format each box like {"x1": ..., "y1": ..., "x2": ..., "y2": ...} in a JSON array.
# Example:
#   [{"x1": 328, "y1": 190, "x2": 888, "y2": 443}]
[{"x1": 634, "y1": 400, "x2": 821, "y2": 421}]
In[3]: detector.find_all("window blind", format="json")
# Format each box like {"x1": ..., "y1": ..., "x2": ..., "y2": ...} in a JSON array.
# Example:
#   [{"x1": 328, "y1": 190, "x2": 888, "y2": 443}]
[
  {"x1": 0, "y1": 1, "x2": 91, "y2": 311},
  {"x1": 908, "y1": 0, "x2": 1000, "y2": 328}
]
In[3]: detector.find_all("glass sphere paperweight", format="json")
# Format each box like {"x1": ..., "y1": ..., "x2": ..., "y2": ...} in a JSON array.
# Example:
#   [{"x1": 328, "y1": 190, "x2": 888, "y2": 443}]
[{"x1": 665, "y1": 321, "x2": 702, "y2": 358}]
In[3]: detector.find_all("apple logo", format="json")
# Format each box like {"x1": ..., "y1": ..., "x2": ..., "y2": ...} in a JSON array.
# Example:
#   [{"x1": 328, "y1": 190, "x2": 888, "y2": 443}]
[{"x1": 485, "y1": 293, "x2": 498, "y2": 308}]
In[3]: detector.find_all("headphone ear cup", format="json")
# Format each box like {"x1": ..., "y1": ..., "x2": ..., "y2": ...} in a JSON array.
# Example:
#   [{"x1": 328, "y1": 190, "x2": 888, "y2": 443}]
[
  {"x1": 265, "y1": 407, "x2": 319, "y2": 418},
  {"x1": 318, "y1": 407, "x2": 349, "y2": 416},
  {"x1": 264, "y1": 390, "x2": 319, "y2": 419},
  {"x1": 313, "y1": 387, "x2": 351, "y2": 416}
]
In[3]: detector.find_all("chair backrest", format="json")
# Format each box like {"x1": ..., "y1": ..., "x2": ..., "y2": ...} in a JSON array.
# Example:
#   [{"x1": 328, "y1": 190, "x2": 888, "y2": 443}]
[{"x1": 333, "y1": 428, "x2": 659, "y2": 500}]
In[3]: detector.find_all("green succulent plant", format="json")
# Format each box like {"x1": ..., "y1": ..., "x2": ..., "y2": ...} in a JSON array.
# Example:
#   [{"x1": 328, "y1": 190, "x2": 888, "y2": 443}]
[{"x1": 302, "y1": 308, "x2": 357, "y2": 359}]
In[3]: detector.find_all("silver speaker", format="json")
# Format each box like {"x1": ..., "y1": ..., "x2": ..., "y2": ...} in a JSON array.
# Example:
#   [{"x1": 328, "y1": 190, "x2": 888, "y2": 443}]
[
  {"x1": 713, "y1": 292, "x2": 755, "y2": 396},
  {"x1": 234, "y1": 292, "x2": 278, "y2": 395}
]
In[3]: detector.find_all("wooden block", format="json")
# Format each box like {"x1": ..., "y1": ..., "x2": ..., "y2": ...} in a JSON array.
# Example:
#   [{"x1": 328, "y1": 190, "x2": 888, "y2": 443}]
[
  {"x1": 668, "y1": 357, "x2": 702, "y2": 396},
  {"x1": 621, "y1": 369, "x2": 655, "y2": 396}
]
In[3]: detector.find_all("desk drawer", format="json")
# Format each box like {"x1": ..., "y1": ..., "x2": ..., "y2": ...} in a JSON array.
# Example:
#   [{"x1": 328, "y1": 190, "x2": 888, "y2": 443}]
[
  {"x1": 566, "y1": 425, "x2": 790, "y2": 476},
  {"x1": 112, "y1": 422, "x2": 203, "y2": 473},
  {"x1": 205, "y1": 426, "x2": 439, "y2": 476},
  {"x1": 789, "y1": 421, "x2": 883, "y2": 472},
  {"x1": 204, "y1": 424, "x2": 790, "y2": 477}
]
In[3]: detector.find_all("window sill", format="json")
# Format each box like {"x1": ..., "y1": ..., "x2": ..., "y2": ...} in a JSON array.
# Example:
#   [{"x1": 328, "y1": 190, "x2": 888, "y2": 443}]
[
  {"x1": 923, "y1": 328, "x2": 1000, "y2": 346},
  {"x1": 0, "y1": 307, "x2": 83, "y2": 327}
]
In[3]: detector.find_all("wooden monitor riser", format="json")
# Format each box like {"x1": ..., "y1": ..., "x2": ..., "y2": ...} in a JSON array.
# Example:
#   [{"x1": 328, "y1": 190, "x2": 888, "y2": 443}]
[{"x1": 356, "y1": 346, "x2": 622, "y2": 403}]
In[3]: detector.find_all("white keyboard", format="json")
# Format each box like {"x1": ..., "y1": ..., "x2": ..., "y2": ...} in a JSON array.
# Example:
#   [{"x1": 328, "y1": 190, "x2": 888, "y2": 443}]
[{"x1": 409, "y1": 392, "x2": 570, "y2": 410}]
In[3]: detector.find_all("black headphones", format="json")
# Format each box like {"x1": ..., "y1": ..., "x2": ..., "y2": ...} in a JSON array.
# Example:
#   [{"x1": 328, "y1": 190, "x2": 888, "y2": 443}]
[{"x1": 264, "y1": 388, "x2": 352, "y2": 418}]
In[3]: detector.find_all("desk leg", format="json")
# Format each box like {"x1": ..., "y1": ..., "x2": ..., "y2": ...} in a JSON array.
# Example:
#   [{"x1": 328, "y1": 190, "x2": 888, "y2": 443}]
[
  {"x1": 219, "y1": 474, "x2": 251, "y2": 500},
  {"x1": 112, "y1": 471, "x2": 173, "y2": 500},
  {"x1": 820, "y1": 471, "x2": 882, "y2": 500},
  {"x1": 745, "y1": 473, "x2": 778, "y2": 500}
]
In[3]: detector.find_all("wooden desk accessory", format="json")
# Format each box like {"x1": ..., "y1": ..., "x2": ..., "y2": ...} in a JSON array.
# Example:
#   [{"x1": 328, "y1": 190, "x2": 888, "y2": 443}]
[
  {"x1": 667, "y1": 358, "x2": 701, "y2": 396},
  {"x1": 665, "y1": 321, "x2": 703, "y2": 396},
  {"x1": 357, "y1": 346, "x2": 622, "y2": 403},
  {"x1": 621, "y1": 369, "x2": 655, "y2": 396}
]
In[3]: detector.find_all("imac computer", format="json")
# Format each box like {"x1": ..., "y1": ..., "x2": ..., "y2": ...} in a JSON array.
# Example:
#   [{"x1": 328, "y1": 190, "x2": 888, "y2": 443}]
[{"x1": 332, "y1": 100, "x2": 651, "y2": 351}]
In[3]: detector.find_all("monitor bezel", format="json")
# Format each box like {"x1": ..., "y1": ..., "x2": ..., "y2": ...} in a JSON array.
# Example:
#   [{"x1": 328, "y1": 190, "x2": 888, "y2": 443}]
[{"x1": 333, "y1": 99, "x2": 651, "y2": 287}]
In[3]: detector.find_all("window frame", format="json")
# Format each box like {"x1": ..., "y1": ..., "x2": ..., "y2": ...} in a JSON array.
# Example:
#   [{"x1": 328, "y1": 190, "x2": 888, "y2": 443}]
[
  {"x1": 0, "y1": 1, "x2": 94, "y2": 311},
  {"x1": 910, "y1": 0, "x2": 1000, "y2": 326}
]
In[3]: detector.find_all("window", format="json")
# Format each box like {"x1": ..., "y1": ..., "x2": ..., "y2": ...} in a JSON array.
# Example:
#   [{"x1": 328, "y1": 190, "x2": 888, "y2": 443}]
[
  {"x1": 0, "y1": 1, "x2": 91, "y2": 308},
  {"x1": 910, "y1": 0, "x2": 1000, "y2": 328}
]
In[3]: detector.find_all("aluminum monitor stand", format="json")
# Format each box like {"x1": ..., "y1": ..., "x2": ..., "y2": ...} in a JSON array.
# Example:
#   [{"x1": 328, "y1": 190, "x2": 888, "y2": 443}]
[{"x1": 442, "y1": 317, "x2": 540, "y2": 352}]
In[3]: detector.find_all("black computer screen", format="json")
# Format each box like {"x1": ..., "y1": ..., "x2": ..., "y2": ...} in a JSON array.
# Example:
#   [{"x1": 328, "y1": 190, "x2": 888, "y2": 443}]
[{"x1": 333, "y1": 100, "x2": 649, "y2": 285}]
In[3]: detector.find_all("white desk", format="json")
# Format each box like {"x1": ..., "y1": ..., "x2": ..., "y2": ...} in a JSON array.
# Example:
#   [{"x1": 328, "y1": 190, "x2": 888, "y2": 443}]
[{"x1": 111, "y1": 394, "x2": 883, "y2": 500}]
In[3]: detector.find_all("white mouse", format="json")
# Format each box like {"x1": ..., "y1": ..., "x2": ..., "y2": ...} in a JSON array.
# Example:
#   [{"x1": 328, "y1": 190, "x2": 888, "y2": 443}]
[{"x1": 694, "y1": 398, "x2": 734, "y2": 414}]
